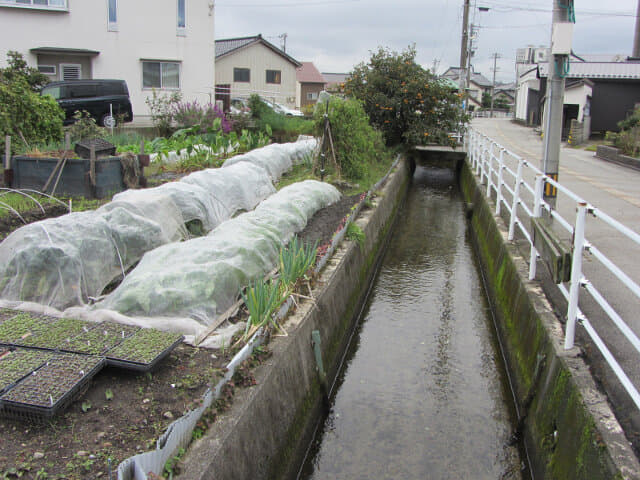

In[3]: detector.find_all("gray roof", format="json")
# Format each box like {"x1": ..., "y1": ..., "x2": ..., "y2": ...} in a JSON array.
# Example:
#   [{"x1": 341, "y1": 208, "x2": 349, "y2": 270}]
[
  {"x1": 441, "y1": 67, "x2": 492, "y2": 87},
  {"x1": 215, "y1": 35, "x2": 301, "y2": 67},
  {"x1": 215, "y1": 36, "x2": 257, "y2": 58},
  {"x1": 322, "y1": 72, "x2": 350, "y2": 85},
  {"x1": 538, "y1": 61, "x2": 640, "y2": 79}
]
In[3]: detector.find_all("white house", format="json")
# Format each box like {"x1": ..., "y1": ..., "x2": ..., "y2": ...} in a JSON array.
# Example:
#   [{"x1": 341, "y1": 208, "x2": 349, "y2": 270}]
[
  {"x1": 215, "y1": 35, "x2": 301, "y2": 109},
  {"x1": 0, "y1": 0, "x2": 216, "y2": 123}
]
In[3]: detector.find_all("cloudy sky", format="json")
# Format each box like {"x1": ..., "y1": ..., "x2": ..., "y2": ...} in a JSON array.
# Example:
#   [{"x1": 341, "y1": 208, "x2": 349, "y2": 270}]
[{"x1": 214, "y1": 0, "x2": 638, "y2": 84}]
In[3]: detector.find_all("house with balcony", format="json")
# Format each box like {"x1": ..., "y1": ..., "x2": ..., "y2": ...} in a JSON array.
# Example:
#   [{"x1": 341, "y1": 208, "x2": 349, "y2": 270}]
[
  {"x1": 0, "y1": 0, "x2": 216, "y2": 123},
  {"x1": 215, "y1": 34, "x2": 301, "y2": 109}
]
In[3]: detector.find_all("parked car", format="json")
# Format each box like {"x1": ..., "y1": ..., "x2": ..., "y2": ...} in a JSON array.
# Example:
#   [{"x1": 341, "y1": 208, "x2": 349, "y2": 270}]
[
  {"x1": 230, "y1": 97, "x2": 251, "y2": 115},
  {"x1": 261, "y1": 97, "x2": 304, "y2": 117},
  {"x1": 41, "y1": 79, "x2": 133, "y2": 127}
]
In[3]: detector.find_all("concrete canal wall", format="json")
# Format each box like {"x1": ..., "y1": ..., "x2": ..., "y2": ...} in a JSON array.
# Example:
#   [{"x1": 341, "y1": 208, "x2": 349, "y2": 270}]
[
  {"x1": 178, "y1": 158, "x2": 410, "y2": 479},
  {"x1": 459, "y1": 160, "x2": 640, "y2": 480},
  {"x1": 178, "y1": 150, "x2": 640, "y2": 480}
]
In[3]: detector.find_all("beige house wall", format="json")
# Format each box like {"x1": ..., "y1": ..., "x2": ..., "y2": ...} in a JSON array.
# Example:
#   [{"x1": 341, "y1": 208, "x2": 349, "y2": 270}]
[{"x1": 216, "y1": 43, "x2": 297, "y2": 108}]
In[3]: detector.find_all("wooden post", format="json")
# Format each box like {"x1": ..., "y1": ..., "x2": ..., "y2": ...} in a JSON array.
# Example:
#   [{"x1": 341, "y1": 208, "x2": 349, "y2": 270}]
[
  {"x1": 4, "y1": 135, "x2": 10, "y2": 170},
  {"x1": 140, "y1": 140, "x2": 145, "y2": 155},
  {"x1": 89, "y1": 145, "x2": 96, "y2": 187},
  {"x1": 65, "y1": 132, "x2": 71, "y2": 151}
]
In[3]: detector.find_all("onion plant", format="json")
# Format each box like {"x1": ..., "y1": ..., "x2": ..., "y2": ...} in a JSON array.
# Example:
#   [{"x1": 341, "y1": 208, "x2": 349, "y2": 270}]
[
  {"x1": 241, "y1": 278, "x2": 285, "y2": 339},
  {"x1": 278, "y1": 237, "x2": 318, "y2": 289}
]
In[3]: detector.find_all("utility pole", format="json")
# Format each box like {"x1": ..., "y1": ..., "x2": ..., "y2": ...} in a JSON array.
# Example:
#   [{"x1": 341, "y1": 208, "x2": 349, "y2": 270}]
[
  {"x1": 542, "y1": 0, "x2": 574, "y2": 208},
  {"x1": 460, "y1": 0, "x2": 471, "y2": 69},
  {"x1": 633, "y1": 0, "x2": 640, "y2": 57},
  {"x1": 460, "y1": 0, "x2": 471, "y2": 110},
  {"x1": 490, "y1": 52, "x2": 501, "y2": 118}
]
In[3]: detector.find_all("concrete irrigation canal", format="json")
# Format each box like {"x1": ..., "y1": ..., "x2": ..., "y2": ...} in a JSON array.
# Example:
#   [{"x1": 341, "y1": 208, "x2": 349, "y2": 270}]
[
  {"x1": 298, "y1": 165, "x2": 525, "y2": 479},
  {"x1": 179, "y1": 151, "x2": 640, "y2": 480}
]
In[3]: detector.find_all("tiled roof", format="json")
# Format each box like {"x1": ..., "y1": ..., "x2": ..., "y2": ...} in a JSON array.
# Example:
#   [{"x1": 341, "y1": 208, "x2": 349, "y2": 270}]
[
  {"x1": 538, "y1": 61, "x2": 640, "y2": 79},
  {"x1": 297, "y1": 62, "x2": 326, "y2": 84},
  {"x1": 215, "y1": 36, "x2": 259, "y2": 58},
  {"x1": 215, "y1": 34, "x2": 301, "y2": 66}
]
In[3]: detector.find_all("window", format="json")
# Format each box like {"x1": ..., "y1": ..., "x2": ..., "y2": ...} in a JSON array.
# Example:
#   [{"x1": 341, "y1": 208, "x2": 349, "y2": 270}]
[
  {"x1": 0, "y1": 0, "x2": 67, "y2": 9},
  {"x1": 307, "y1": 92, "x2": 318, "y2": 101},
  {"x1": 266, "y1": 70, "x2": 281, "y2": 84},
  {"x1": 177, "y1": 0, "x2": 186, "y2": 35},
  {"x1": 234, "y1": 68, "x2": 250, "y2": 83},
  {"x1": 108, "y1": 0, "x2": 117, "y2": 31},
  {"x1": 37, "y1": 65, "x2": 56, "y2": 76},
  {"x1": 142, "y1": 61, "x2": 180, "y2": 89}
]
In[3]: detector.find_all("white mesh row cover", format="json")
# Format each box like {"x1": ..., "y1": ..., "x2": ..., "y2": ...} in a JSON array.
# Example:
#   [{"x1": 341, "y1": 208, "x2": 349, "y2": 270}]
[
  {"x1": 112, "y1": 161, "x2": 275, "y2": 233},
  {"x1": 0, "y1": 193, "x2": 186, "y2": 309},
  {"x1": 0, "y1": 140, "x2": 317, "y2": 309},
  {"x1": 222, "y1": 138, "x2": 317, "y2": 182},
  {"x1": 96, "y1": 180, "x2": 340, "y2": 326}
]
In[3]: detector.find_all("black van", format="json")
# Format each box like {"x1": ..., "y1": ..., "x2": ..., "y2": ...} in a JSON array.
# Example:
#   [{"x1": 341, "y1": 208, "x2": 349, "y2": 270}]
[{"x1": 41, "y1": 79, "x2": 133, "y2": 127}]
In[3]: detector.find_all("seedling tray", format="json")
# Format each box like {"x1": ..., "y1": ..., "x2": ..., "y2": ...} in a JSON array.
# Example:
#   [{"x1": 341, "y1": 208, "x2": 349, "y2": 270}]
[
  {"x1": 105, "y1": 329, "x2": 184, "y2": 372},
  {"x1": 62, "y1": 322, "x2": 139, "y2": 355},
  {"x1": 0, "y1": 353, "x2": 105, "y2": 420},
  {"x1": 16, "y1": 317, "x2": 90, "y2": 350},
  {"x1": 0, "y1": 313, "x2": 50, "y2": 346},
  {"x1": 0, "y1": 348, "x2": 55, "y2": 395}
]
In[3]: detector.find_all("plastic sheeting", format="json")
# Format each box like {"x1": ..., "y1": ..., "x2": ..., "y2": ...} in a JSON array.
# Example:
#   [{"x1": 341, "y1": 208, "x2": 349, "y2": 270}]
[{"x1": 97, "y1": 180, "x2": 340, "y2": 325}]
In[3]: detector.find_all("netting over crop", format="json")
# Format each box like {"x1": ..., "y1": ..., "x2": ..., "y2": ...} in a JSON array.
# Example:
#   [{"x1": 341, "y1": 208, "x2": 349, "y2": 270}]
[
  {"x1": 0, "y1": 140, "x2": 317, "y2": 310},
  {"x1": 223, "y1": 138, "x2": 317, "y2": 182},
  {"x1": 97, "y1": 180, "x2": 340, "y2": 326}
]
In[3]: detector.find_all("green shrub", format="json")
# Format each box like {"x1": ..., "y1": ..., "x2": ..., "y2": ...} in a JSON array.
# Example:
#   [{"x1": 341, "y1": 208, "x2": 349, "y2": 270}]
[
  {"x1": 66, "y1": 110, "x2": 106, "y2": 143},
  {"x1": 313, "y1": 96, "x2": 388, "y2": 182},
  {"x1": 248, "y1": 94, "x2": 313, "y2": 138},
  {"x1": 0, "y1": 52, "x2": 64, "y2": 154},
  {"x1": 0, "y1": 78, "x2": 64, "y2": 154},
  {"x1": 145, "y1": 89, "x2": 182, "y2": 137},
  {"x1": 607, "y1": 107, "x2": 640, "y2": 157},
  {"x1": 345, "y1": 46, "x2": 467, "y2": 147}
]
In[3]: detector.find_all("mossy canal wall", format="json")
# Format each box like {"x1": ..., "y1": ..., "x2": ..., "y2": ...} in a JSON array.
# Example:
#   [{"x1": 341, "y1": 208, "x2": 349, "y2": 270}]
[{"x1": 458, "y1": 159, "x2": 640, "y2": 479}]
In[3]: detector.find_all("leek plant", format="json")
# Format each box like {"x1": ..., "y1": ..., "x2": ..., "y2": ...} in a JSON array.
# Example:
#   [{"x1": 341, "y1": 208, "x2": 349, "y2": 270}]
[
  {"x1": 241, "y1": 278, "x2": 285, "y2": 339},
  {"x1": 278, "y1": 237, "x2": 317, "y2": 288}
]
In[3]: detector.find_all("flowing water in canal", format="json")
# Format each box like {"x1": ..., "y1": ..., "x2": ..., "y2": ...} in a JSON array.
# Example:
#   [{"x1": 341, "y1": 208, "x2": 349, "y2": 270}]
[{"x1": 298, "y1": 166, "x2": 526, "y2": 479}]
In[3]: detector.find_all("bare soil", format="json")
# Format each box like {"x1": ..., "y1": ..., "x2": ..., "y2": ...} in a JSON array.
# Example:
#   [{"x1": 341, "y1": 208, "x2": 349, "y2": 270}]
[{"x1": 0, "y1": 189, "x2": 361, "y2": 479}]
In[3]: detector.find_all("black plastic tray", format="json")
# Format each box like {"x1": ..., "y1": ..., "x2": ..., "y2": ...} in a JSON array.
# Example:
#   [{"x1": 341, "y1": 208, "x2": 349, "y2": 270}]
[
  {"x1": 105, "y1": 334, "x2": 184, "y2": 372},
  {"x1": 0, "y1": 348, "x2": 55, "y2": 395},
  {"x1": 0, "y1": 353, "x2": 105, "y2": 420},
  {"x1": 59, "y1": 322, "x2": 139, "y2": 356}
]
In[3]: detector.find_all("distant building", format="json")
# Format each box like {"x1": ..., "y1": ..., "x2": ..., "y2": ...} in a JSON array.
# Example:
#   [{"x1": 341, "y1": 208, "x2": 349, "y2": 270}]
[
  {"x1": 441, "y1": 66, "x2": 493, "y2": 110},
  {"x1": 322, "y1": 72, "x2": 350, "y2": 93},
  {"x1": 215, "y1": 34, "x2": 301, "y2": 110},
  {"x1": 296, "y1": 62, "x2": 326, "y2": 109},
  {"x1": 0, "y1": 0, "x2": 216, "y2": 124},
  {"x1": 515, "y1": 46, "x2": 640, "y2": 138}
]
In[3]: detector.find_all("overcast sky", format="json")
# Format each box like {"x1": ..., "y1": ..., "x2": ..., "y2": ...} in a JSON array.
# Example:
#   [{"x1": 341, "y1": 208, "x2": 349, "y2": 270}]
[{"x1": 214, "y1": 0, "x2": 639, "y2": 84}]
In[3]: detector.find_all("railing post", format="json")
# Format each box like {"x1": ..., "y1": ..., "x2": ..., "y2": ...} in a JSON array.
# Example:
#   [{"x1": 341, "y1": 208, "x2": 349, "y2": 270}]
[
  {"x1": 508, "y1": 158, "x2": 524, "y2": 241},
  {"x1": 565, "y1": 202, "x2": 588, "y2": 350},
  {"x1": 496, "y1": 148, "x2": 504, "y2": 215},
  {"x1": 529, "y1": 175, "x2": 545, "y2": 280},
  {"x1": 477, "y1": 137, "x2": 483, "y2": 176},
  {"x1": 486, "y1": 142, "x2": 492, "y2": 196}
]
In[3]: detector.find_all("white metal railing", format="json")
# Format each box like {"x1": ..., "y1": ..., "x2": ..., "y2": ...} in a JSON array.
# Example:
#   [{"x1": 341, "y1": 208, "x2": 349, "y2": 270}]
[
  {"x1": 471, "y1": 110, "x2": 514, "y2": 119},
  {"x1": 465, "y1": 128, "x2": 640, "y2": 411}
]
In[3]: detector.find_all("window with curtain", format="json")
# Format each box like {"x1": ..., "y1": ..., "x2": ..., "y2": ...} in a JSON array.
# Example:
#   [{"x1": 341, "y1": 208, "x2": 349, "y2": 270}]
[
  {"x1": 108, "y1": 0, "x2": 117, "y2": 31},
  {"x1": 142, "y1": 61, "x2": 180, "y2": 89},
  {"x1": 177, "y1": 0, "x2": 186, "y2": 35},
  {"x1": 266, "y1": 70, "x2": 281, "y2": 84}
]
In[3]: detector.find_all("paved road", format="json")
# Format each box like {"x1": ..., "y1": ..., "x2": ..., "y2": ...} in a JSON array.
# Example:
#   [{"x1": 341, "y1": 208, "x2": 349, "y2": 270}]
[{"x1": 471, "y1": 118, "x2": 640, "y2": 449}]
